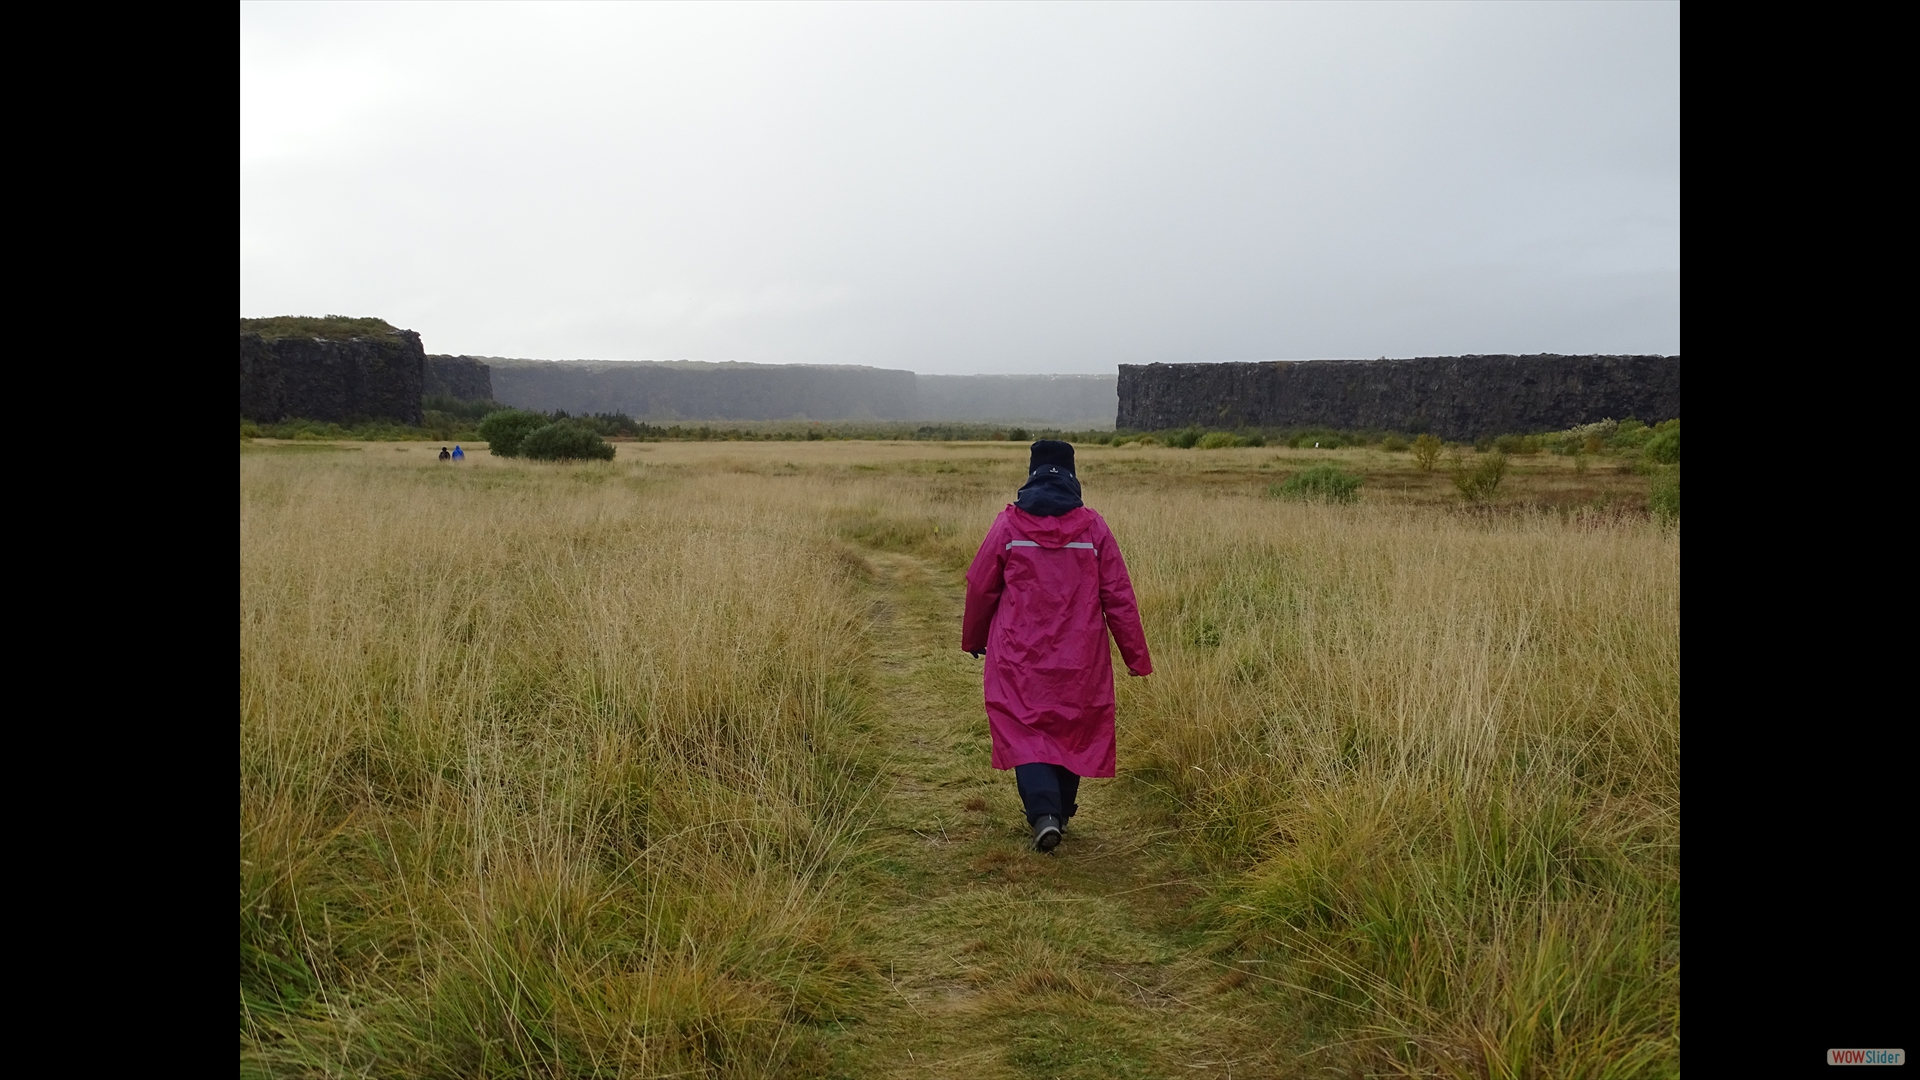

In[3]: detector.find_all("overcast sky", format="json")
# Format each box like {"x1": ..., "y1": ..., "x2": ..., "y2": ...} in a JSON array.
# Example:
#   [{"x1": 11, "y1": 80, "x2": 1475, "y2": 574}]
[{"x1": 240, "y1": 2, "x2": 1678, "y2": 374}]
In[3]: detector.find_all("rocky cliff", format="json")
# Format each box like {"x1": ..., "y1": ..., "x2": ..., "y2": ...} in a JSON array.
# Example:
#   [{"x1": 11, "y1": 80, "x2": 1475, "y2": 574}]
[
  {"x1": 1117, "y1": 355, "x2": 1679, "y2": 439},
  {"x1": 425, "y1": 355, "x2": 494, "y2": 402},
  {"x1": 239, "y1": 319, "x2": 426, "y2": 424}
]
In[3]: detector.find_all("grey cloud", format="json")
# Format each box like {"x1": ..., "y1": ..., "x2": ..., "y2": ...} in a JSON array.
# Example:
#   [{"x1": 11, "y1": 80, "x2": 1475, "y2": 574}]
[{"x1": 241, "y1": 2, "x2": 1678, "y2": 373}]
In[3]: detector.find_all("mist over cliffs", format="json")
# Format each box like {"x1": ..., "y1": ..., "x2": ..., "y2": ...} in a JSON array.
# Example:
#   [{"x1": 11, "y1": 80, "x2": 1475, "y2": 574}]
[
  {"x1": 915, "y1": 374, "x2": 1117, "y2": 429},
  {"x1": 480, "y1": 358, "x2": 1117, "y2": 426},
  {"x1": 425, "y1": 355, "x2": 493, "y2": 402},
  {"x1": 241, "y1": 321, "x2": 1117, "y2": 426},
  {"x1": 242, "y1": 319, "x2": 1676, "y2": 437}
]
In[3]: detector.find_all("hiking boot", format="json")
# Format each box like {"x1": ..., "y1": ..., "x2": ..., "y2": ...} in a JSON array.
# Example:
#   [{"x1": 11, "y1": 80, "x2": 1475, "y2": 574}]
[{"x1": 1032, "y1": 815, "x2": 1063, "y2": 852}]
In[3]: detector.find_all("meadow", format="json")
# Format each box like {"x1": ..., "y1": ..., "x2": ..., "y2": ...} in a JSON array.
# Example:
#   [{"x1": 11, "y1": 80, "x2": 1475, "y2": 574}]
[{"x1": 240, "y1": 438, "x2": 1678, "y2": 1079}]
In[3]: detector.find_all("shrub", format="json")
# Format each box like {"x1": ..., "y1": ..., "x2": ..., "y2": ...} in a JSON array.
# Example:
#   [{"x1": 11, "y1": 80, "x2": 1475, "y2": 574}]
[
  {"x1": 1645, "y1": 425, "x2": 1680, "y2": 464},
  {"x1": 1197, "y1": 431, "x2": 1246, "y2": 449},
  {"x1": 520, "y1": 420, "x2": 617, "y2": 461},
  {"x1": 240, "y1": 421, "x2": 261, "y2": 440},
  {"x1": 1167, "y1": 427, "x2": 1203, "y2": 449},
  {"x1": 1493, "y1": 434, "x2": 1542, "y2": 455},
  {"x1": 1271, "y1": 464, "x2": 1362, "y2": 503},
  {"x1": 1608, "y1": 419, "x2": 1653, "y2": 450},
  {"x1": 1649, "y1": 466, "x2": 1680, "y2": 523},
  {"x1": 422, "y1": 394, "x2": 500, "y2": 422},
  {"x1": 1008, "y1": 428, "x2": 1030, "y2": 442},
  {"x1": 1411, "y1": 434, "x2": 1442, "y2": 471},
  {"x1": 1381, "y1": 435, "x2": 1409, "y2": 453},
  {"x1": 477, "y1": 409, "x2": 551, "y2": 457},
  {"x1": 1452, "y1": 451, "x2": 1509, "y2": 501}
]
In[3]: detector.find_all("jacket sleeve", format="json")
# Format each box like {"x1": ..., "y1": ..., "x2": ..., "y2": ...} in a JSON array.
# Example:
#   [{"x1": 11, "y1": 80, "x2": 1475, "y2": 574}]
[
  {"x1": 1096, "y1": 522, "x2": 1153, "y2": 676},
  {"x1": 961, "y1": 514, "x2": 1008, "y2": 653}
]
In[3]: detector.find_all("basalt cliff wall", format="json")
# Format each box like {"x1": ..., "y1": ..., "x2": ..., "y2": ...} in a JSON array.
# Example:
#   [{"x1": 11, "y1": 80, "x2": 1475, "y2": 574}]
[
  {"x1": 240, "y1": 329, "x2": 426, "y2": 424},
  {"x1": 425, "y1": 354, "x2": 494, "y2": 402},
  {"x1": 1117, "y1": 354, "x2": 1679, "y2": 440}
]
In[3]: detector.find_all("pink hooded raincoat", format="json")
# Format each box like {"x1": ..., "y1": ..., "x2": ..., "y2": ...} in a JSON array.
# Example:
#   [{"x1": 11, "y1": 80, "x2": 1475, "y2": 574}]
[{"x1": 962, "y1": 505, "x2": 1153, "y2": 777}]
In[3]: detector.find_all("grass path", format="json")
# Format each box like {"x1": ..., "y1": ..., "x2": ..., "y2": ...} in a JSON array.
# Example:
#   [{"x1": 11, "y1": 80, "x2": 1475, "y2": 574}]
[{"x1": 827, "y1": 551, "x2": 1298, "y2": 1080}]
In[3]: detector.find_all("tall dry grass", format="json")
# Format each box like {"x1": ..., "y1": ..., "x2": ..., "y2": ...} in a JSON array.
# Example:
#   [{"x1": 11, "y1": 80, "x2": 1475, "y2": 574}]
[
  {"x1": 1107, "y1": 492, "x2": 1680, "y2": 1078},
  {"x1": 241, "y1": 440, "x2": 1680, "y2": 1078},
  {"x1": 240, "y1": 452, "x2": 878, "y2": 1077}
]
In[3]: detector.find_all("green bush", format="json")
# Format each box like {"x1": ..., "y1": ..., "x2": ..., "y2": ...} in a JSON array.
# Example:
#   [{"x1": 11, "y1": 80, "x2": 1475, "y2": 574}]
[
  {"x1": 240, "y1": 421, "x2": 261, "y2": 440},
  {"x1": 1167, "y1": 427, "x2": 1204, "y2": 449},
  {"x1": 477, "y1": 409, "x2": 551, "y2": 457},
  {"x1": 1411, "y1": 434, "x2": 1443, "y2": 471},
  {"x1": 1271, "y1": 464, "x2": 1362, "y2": 503},
  {"x1": 419, "y1": 410, "x2": 485, "y2": 442},
  {"x1": 1452, "y1": 451, "x2": 1509, "y2": 501},
  {"x1": 1493, "y1": 434, "x2": 1542, "y2": 455},
  {"x1": 1609, "y1": 419, "x2": 1654, "y2": 450},
  {"x1": 520, "y1": 420, "x2": 617, "y2": 461},
  {"x1": 1289, "y1": 431, "x2": 1343, "y2": 449},
  {"x1": 1649, "y1": 466, "x2": 1679, "y2": 523},
  {"x1": 1196, "y1": 431, "x2": 1246, "y2": 449},
  {"x1": 1008, "y1": 428, "x2": 1031, "y2": 442},
  {"x1": 1644, "y1": 425, "x2": 1680, "y2": 464},
  {"x1": 1381, "y1": 435, "x2": 1409, "y2": 452},
  {"x1": 423, "y1": 394, "x2": 500, "y2": 422}
]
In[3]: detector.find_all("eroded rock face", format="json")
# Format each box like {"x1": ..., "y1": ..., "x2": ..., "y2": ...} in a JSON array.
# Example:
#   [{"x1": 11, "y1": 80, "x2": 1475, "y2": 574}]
[
  {"x1": 425, "y1": 355, "x2": 494, "y2": 402},
  {"x1": 1116, "y1": 355, "x2": 1679, "y2": 439},
  {"x1": 239, "y1": 330, "x2": 426, "y2": 424}
]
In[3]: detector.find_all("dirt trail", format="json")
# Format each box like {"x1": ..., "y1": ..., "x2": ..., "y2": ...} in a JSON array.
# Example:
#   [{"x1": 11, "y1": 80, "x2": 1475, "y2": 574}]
[{"x1": 829, "y1": 552, "x2": 1286, "y2": 1080}]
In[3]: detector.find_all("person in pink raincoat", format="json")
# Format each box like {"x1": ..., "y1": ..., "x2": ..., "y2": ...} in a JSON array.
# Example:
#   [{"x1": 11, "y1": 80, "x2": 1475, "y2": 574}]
[{"x1": 962, "y1": 440, "x2": 1153, "y2": 851}]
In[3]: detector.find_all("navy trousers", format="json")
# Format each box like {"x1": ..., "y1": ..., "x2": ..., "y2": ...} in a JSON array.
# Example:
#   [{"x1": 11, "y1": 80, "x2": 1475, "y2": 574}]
[{"x1": 1014, "y1": 763, "x2": 1081, "y2": 825}]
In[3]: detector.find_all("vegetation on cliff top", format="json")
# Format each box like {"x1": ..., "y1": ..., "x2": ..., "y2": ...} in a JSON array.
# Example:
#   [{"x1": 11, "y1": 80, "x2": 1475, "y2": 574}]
[{"x1": 240, "y1": 315, "x2": 403, "y2": 342}]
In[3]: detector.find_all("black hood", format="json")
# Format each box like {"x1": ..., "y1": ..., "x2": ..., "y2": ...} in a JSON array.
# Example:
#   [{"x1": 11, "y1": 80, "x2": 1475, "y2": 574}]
[{"x1": 1015, "y1": 463, "x2": 1083, "y2": 517}]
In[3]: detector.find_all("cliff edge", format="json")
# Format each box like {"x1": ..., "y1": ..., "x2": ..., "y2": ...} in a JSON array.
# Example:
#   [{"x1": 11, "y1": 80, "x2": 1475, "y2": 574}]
[{"x1": 240, "y1": 317, "x2": 427, "y2": 424}]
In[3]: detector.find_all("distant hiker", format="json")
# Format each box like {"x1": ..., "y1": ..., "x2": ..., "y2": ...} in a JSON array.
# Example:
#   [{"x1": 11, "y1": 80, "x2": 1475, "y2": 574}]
[
  {"x1": 438, "y1": 446, "x2": 452, "y2": 461},
  {"x1": 451, "y1": 445, "x2": 465, "y2": 461},
  {"x1": 963, "y1": 440, "x2": 1153, "y2": 852}
]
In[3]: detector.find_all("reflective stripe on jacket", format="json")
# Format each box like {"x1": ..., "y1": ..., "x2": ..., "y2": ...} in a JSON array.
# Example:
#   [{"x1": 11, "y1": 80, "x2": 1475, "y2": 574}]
[{"x1": 962, "y1": 505, "x2": 1152, "y2": 776}]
